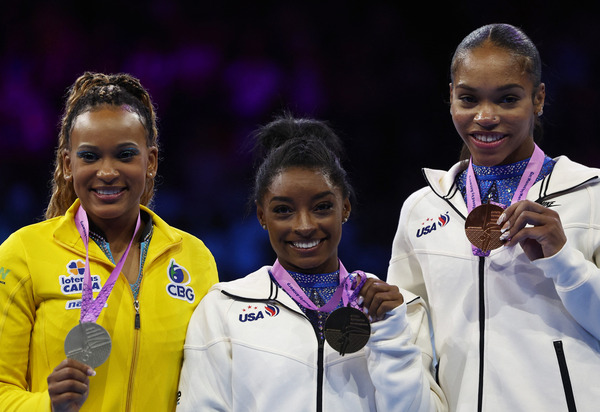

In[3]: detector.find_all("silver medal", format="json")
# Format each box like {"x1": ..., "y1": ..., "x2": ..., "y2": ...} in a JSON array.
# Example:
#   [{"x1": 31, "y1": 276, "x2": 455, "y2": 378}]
[{"x1": 64, "y1": 322, "x2": 112, "y2": 368}]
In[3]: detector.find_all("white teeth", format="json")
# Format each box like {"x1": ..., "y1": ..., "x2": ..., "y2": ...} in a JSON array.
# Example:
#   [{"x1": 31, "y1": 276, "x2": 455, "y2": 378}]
[
  {"x1": 292, "y1": 240, "x2": 320, "y2": 249},
  {"x1": 96, "y1": 188, "x2": 122, "y2": 195},
  {"x1": 474, "y1": 133, "x2": 504, "y2": 143}
]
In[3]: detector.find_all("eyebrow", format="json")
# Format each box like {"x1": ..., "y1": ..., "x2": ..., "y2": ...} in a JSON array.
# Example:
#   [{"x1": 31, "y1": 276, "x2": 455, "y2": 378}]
[
  {"x1": 455, "y1": 83, "x2": 526, "y2": 92},
  {"x1": 268, "y1": 190, "x2": 335, "y2": 204},
  {"x1": 76, "y1": 142, "x2": 141, "y2": 150}
]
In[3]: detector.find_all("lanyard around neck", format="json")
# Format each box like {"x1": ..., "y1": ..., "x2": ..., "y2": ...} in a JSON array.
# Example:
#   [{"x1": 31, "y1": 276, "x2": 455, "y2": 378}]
[
  {"x1": 74, "y1": 206, "x2": 141, "y2": 323},
  {"x1": 270, "y1": 259, "x2": 364, "y2": 313}
]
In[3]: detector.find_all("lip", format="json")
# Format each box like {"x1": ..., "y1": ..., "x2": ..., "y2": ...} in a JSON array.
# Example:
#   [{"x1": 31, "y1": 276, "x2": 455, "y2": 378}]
[
  {"x1": 469, "y1": 132, "x2": 507, "y2": 148},
  {"x1": 288, "y1": 239, "x2": 322, "y2": 250},
  {"x1": 92, "y1": 187, "x2": 126, "y2": 200}
]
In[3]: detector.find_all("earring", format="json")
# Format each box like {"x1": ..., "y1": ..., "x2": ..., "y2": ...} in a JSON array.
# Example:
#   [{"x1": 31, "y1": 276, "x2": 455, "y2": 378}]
[
  {"x1": 537, "y1": 109, "x2": 544, "y2": 117},
  {"x1": 64, "y1": 174, "x2": 71, "y2": 181},
  {"x1": 342, "y1": 217, "x2": 348, "y2": 224},
  {"x1": 262, "y1": 224, "x2": 267, "y2": 230}
]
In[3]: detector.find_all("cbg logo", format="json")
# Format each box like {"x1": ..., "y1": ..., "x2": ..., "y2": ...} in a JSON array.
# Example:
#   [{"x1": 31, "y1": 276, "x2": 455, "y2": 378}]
[
  {"x1": 239, "y1": 304, "x2": 280, "y2": 322},
  {"x1": 166, "y1": 259, "x2": 195, "y2": 303},
  {"x1": 416, "y1": 212, "x2": 450, "y2": 238}
]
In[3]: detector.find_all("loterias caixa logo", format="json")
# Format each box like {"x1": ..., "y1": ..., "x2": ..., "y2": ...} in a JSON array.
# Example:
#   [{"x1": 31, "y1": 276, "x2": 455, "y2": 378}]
[
  {"x1": 60, "y1": 259, "x2": 103, "y2": 310},
  {"x1": 166, "y1": 258, "x2": 195, "y2": 303}
]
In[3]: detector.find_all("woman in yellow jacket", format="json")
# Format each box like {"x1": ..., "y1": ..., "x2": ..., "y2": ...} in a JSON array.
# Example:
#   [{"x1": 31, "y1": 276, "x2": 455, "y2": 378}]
[{"x1": 0, "y1": 72, "x2": 218, "y2": 411}]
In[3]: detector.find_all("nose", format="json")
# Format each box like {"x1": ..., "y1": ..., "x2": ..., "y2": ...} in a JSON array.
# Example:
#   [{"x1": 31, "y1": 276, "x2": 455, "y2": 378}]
[
  {"x1": 96, "y1": 160, "x2": 119, "y2": 182},
  {"x1": 293, "y1": 211, "x2": 316, "y2": 236},
  {"x1": 474, "y1": 105, "x2": 500, "y2": 127}
]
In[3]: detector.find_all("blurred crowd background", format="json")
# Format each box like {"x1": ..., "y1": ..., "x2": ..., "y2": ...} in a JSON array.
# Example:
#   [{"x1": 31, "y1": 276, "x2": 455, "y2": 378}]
[{"x1": 2, "y1": 1, "x2": 599, "y2": 281}]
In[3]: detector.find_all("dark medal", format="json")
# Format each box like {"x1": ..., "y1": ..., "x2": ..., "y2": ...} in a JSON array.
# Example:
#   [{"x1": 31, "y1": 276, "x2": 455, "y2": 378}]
[
  {"x1": 465, "y1": 203, "x2": 505, "y2": 252},
  {"x1": 324, "y1": 306, "x2": 371, "y2": 356},
  {"x1": 64, "y1": 322, "x2": 112, "y2": 368}
]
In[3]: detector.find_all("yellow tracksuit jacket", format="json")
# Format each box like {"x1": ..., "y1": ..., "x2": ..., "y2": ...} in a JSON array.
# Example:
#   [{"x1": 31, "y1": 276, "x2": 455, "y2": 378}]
[{"x1": 0, "y1": 200, "x2": 218, "y2": 411}]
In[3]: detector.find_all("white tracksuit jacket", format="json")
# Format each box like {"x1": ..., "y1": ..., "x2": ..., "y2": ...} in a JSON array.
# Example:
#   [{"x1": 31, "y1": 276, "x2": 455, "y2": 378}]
[
  {"x1": 177, "y1": 266, "x2": 448, "y2": 411},
  {"x1": 388, "y1": 155, "x2": 600, "y2": 411}
]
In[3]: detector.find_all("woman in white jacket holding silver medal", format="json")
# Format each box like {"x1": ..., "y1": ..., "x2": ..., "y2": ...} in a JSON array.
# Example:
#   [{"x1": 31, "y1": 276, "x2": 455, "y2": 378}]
[
  {"x1": 388, "y1": 23, "x2": 600, "y2": 411},
  {"x1": 177, "y1": 113, "x2": 447, "y2": 411}
]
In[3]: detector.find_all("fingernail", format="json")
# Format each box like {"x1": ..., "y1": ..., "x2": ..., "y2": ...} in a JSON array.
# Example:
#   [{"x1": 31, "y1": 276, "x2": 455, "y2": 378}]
[
  {"x1": 497, "y1": 213, "x2": 506, "y2": 225},
  {"x1": 357, "y1": 296, "x2": 364, "y2": 306},
  {"x1": 368, "y1": 315, "x2": 373, "y2": 323},
  {"x1": 500, "y1": 221, "x2": 510, "y2": 233},
  {"x1": 363, "y1": 307, "x2": 368, "y2": 315},
  {"x1": 88, "y1": 369, "x2": 96, "y2": 377},
  {"x1": 499, "y1": 232, "x2": 510, "y2": 241}
]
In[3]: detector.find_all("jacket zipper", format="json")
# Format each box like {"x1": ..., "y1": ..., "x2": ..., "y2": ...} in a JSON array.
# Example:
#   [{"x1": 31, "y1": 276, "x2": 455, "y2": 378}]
[
  {"x1": 477, "y1": 256, "x2": 485, "y2": 412},
  {"x1": 553, "y1": 340, "x2": 578, "y2": 412},
  {"x1": 125, "y1": 299, "x2": 142, "y2": 410},
  {"x1": 316, "y1": 335, "x2": 324, "y2": 412}
]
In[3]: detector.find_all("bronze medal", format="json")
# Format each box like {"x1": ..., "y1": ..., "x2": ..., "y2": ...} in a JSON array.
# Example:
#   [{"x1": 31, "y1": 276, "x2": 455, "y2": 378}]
[
  {"x1": 465, "y1": 203, "x2": 505, "y2": 252},
  {"x1": 64, "y1": 322, "x2": 112, "y2": 368},
  {"x1": 324, "y1": 306, "x2": 371, "y2": 356}
]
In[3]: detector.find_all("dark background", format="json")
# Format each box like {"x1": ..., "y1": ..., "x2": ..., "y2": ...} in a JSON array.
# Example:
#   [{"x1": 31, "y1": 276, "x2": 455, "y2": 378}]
[{"x1": 1, "y1": 1, "x2": 598, "y2": 281}]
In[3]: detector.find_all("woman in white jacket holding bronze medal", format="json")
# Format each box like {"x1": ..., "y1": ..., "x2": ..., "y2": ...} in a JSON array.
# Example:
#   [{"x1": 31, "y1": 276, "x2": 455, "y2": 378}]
[
  {"x1": 388, "y1": 23, "x2": 600, "y2": 411},
  {"x1": 177, "y1": 113, "x2": 447, "y2": 411}
]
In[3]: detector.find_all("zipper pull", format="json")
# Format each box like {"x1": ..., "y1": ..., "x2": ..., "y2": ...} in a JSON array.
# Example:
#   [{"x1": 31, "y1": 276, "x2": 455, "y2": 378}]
[{"x1": 134, "y1": 300, "x2": 140, "y2": 329}]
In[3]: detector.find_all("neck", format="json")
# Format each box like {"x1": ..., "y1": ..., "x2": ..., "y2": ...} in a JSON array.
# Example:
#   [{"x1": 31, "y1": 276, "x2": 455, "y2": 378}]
[{"x1": 89, "y1": 214, "x2": 141, "y2": 257}]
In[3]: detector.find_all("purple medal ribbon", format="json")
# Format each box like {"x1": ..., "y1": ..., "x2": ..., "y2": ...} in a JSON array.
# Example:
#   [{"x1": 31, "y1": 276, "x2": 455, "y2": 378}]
[
  {"x1": 270, "y1": 259, "x2": 365, "y2": 313},
  {"x1": 465, "y1": 144, "x2": 546, "y2": 256},
  {"x1": 74, "y1": 206, "x2": 141, "y2": 323}
]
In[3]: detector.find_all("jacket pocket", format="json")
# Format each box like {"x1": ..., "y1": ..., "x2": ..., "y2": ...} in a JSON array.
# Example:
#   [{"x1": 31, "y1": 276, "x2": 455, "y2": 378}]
[{"x1": 553, "y1": 340, "x2": 577, "y2": 412}]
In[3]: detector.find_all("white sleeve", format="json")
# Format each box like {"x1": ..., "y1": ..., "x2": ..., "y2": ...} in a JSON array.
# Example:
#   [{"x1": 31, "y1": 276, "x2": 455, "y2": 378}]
[
  {"x1": 176, "y1": 289, "x2": 232, "y2": 411},
  {"x1": 534, "y1": 240, "x2": 600, "y2": 340},
  {"x1": 366, "y1": 295, "x2": 447, "y2": 412}
]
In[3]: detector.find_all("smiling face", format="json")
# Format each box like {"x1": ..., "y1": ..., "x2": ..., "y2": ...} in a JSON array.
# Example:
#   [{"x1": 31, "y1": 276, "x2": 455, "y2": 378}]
[
  {"x1": 450, "y1": 44, "x2": 545, "y2": 166},
  {"x1": 256, "y1": 167, "x2": 351, "y2": 274},
  {"x1": 63, "y1": 105, "x2": 158, "y2": 232}
]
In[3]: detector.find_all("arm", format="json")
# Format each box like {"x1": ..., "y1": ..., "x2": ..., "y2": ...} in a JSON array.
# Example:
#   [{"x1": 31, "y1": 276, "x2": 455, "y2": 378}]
[
  {"x1": 500, "y1": 194, "x2": 600, "y2": 341},
  {"x1": 0, "y1": 233, "x2": 51, "y2": 411},
  {"x1": 176, "y1": 289, "x2": 232, "y2": 411},
  {"x1": 532, "y1": 241, "x2": 600, "y2": 340},
  {"x1": 363, "y1": 286, "x2": 447, "y2": 412}
]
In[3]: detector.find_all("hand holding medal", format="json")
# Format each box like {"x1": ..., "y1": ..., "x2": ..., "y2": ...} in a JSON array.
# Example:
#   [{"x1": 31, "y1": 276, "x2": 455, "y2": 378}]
[
  {"x1": 465, "y1": 144, "x2": 547, "y2": 256},
  {"x1": 496, "y1": 199, "x2": 567, "y2": 260}
]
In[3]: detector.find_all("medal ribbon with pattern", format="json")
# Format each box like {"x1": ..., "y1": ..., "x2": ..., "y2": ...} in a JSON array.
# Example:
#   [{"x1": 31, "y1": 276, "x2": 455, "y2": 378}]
[
  {"x1": 74, "y1": 205, "x2": 141, "y2": 322},
  {"x1": 465, "y1": 144, "x2": 546, "y2": 256},
  {"x1": 271, "y1": 259, "x2": 370, "y2": 355},
  {"x1": 270, "y1": 259, "x2": 365, "y2": 312}
]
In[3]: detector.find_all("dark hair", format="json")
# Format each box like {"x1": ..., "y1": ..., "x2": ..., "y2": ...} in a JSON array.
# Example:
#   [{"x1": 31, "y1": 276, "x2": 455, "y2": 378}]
[
  {"x1": 46, "y1": 72, "x2": 159, "y2": 218},
  {"x1": 451, "y1": 23, "x2": 541, "y2": 86},
  {"x1": 251, "y1": 113, "x2": 355, "y2": 208},
  {"x1": 450, "y1": 24, "x2": 544, "y2": 159}
]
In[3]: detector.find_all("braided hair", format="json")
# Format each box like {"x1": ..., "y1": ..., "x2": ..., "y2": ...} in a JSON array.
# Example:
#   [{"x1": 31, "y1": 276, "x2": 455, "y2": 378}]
[{"x1": 45, "y1": 72, "x2": 159, "y2": 218}]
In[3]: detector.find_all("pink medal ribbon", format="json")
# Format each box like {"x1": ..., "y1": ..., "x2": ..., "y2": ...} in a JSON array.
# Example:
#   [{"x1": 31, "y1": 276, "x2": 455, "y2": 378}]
[
  {"x1": 74, "y1": 206, "x2": 141, "y2": 323},
  {"x1": 465, "y1": 144, "x2": 546, "y2": 256},
  {"x1": 270, "y1": 259, "x2": 365, "y2": 313}
]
